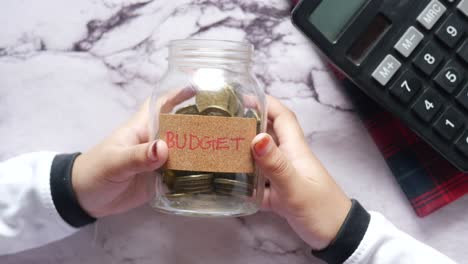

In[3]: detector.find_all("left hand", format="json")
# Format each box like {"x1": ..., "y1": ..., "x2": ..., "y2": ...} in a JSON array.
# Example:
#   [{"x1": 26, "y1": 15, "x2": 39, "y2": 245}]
[
  {"x1": 71, "y1": 99, "x2": 168, "y2": 218},
  {"x1": 251, "y1": 96, "x2": 351, "y2": 250}
]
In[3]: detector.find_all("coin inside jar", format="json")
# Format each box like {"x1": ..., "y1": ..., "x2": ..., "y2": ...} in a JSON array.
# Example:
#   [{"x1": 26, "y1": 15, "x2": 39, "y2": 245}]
[
  {"x1": 150, "y1": 39, "x2": 265, "y2": 216},
  {"x1": 214, "y1": 178, "x2": 253, "y2": 189},
  {"x1": 166, "y1": 193, "x2": 192, "y2": 199},
  {"x1": 216, "y1": 188, "x2": 252, "y2": 198},
  {"x1": 245, "y1": 109, "x2": 261, "y2": 133},
  {"x1": 225, "y1": 85, "x2": 242, "y2": 116},
  {"x1": 163, "y1": 83, "x2": 258, "y2": 200},
  {"x1": 174, "y1": 174, "x2": 213, "y2": 182},
  {"x1": 162, "y1": 170, "x2": 176, "y2": 189},
  {"x1": 174, "y1": 179, "x2": 213, "y2": 186},
  {"x1": 214, "y1": 173, "x2": 254, "y2": 185},
  {"x1": 196, "y1": 89, "x2": 230, "y2": 112},
  {"x1": 196, "y1": 86, "x2": 240, "y2": 115},
  {"x1": 214, "y1": 178, "x2": 254, "y2": 197},
  {"x1": 175, "y1": 105, "x2": 199, "y2": 115},
  {"x1": 199, "y1": 106, "x2": 232, "y2": 117},
  {"x1": 173, "y1": 174, "x2": 214, "y2": 193}
]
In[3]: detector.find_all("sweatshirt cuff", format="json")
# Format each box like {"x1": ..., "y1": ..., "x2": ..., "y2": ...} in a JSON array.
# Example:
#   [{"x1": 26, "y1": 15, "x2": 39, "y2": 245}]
[
  {"x1": 37, "y1": 152, "x2": 79, "y2": 235},
  {"x1": 311, "y1": 199, "x2": 371, "y2": 264},
  {"x1": 50, "y1": 153, "x2": 96, "y2": 228}
]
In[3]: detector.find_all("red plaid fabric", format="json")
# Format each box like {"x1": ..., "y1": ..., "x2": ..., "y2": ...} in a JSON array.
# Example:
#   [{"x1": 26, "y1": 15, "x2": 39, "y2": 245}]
[
  {"x1": 341, "y1": 77, "x2": 468, "y2": 217},
  {"x1": 291, "y1": 1, "x2": 468, "y2": 217}
]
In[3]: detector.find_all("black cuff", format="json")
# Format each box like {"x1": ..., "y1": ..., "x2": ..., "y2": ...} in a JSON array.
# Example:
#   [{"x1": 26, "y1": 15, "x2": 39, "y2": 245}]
[
  {"x1": 50, "y1": 153, "x2": 96, "y2": 228},
  {"x1": 311, "y1": 199, "x2": 370, "y2": 264}
]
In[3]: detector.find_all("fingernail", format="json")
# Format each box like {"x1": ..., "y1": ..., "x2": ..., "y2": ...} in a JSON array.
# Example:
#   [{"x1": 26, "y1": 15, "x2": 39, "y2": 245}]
[
  {"x1": 254, "y1": 135, "x2": 271, "y2": 157},
  {"x1": 148, "y1": 140, "x2": 159, "y2": 162}
]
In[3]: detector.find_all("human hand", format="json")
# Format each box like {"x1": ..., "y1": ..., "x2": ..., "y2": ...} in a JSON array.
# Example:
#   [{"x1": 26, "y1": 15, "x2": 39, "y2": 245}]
[
  {"x1": 70, "y1": 99, "x2": 169, "y2": 218},
  {"x1": 251, "y1": 96, "x2": 352, "y2": 250}
]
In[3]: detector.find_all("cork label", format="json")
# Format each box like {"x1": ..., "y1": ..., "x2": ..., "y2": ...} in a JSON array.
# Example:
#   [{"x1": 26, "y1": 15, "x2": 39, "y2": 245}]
[{"x1": 159, "y1": 114, "x2": 257, "y2": 173}]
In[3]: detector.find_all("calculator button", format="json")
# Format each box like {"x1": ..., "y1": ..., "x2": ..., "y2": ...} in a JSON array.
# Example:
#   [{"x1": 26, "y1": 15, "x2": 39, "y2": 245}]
[
  {"x1": 434, "y1": 61, "x2": 464, "y2": 94},
  {"x1": 417, "y1": 0, "x2": 447, "y2": 30},
  {"x1": 413, "y1": 43, "x2": 444, "y2": 75},
  {"x1": 456, "y1": 85, "x2": 468, "y2": 110},
  {"x1": 457, "y1": 40, "x2": 468, "y2": 64},
  {"x1": 435, "y1": 15, "x2": 465, "y2": 48},
  {"x1": 455, "y1": 131, "x2": 468, "y2": 157},
  {"x1": 372, "y1": 55, "x2": 402, "y2": 86},
  {"x1": 394, "y1": 27, "x2": 424, "y2": 58},
  {"x1": 413, "y1": 90, "x2": 443, "y2": 122},
  {"x1": 458, "y1": 0, "x2": 468, "y2": 18},
  {"x1": 434, "y1": 108, "x2": 465, "y2": 140},
  {"x1": 390, "y1": 71, "x2": 422, "y2": 104}
]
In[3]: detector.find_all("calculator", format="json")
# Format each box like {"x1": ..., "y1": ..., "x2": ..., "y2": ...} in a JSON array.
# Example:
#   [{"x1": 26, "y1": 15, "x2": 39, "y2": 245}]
[{"x1": 292, "y1": 0, "x2": 468, "y2": 172}]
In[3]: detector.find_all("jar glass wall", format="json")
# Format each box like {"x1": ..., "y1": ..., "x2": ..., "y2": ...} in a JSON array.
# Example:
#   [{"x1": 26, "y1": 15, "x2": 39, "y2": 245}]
[{"x1": 149, "y1": 39, "x2": 266, "y2": 217}]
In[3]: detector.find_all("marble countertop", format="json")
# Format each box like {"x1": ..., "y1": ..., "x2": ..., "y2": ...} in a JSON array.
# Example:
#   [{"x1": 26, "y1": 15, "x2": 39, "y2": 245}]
[{"x1": 1, "y1": 0, "x2": 466, "y2": 263}]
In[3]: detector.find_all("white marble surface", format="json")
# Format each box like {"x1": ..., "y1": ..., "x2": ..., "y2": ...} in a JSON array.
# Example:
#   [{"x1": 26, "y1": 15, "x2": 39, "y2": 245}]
[{"x1": 0, "y1": 0, "x2": 467, "y2": 263}]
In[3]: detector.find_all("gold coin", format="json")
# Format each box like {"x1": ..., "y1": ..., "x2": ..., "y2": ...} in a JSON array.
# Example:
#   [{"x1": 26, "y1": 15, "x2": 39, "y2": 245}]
[
  {"x1": 215, "y1": 187, "x2": 253, "y2": 196},
  {"x1": 175, "y1": 174, "x2": 214, "y2": 182},
  {"x1": 174, "y1": 182, "x2": 212, "y2": 189},
  {"x1": 174, "y1": 180, "x2": 212, "y2": 187},
  {"x1": 216, "y1": 187, "x2": 252, "y2": 197},
  {"x1": 214, "y1": 178, "x2": 253, "y2": 189},
  {"x1": 162, "y1": 170, "x2": 176, "y2": 189},
  {"x1": 174, "y1": 186, "x2": 213, "y2": 193},
  {"x1": 174, "y1": 181, "x2": 213, "y2": 189},
  {"x1": 166, "y1": 193, "x2": 192, "y2": 199},
  {"x1": 196, "y1": 90, "x2": 231, "y2": 113},
  {"x1": 200, "y1": 106, "x2": 232, "y2": 117},
  {"x1": 174, "y1": 185, "x2": 213, "y2": 192},
  {"x1": 183, "y1": 188, "x2": 213, "y2": 194},
  {"x1": 175, "y1": 105, "x2": 199, "y2": 115},
  {"x1": 245, "y1": 109, "x2": 260, "y2": 120},
  {"x1": 214, "y1": 173, "x2": 255, "y2": 184},
  {"x1": 224, "y1": 85, "x2": 242, "y2": 116},
  {"x1": 215, "y1": 184, "x2": 253, "y2": 192},
  {"x1": 245, "y1": 109, "x2": 261, "y2": 133}
]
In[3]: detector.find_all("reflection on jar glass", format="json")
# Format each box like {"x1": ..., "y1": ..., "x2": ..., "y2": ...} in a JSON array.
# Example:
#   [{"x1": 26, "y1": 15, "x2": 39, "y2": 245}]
[{"x1": 148, "y1": 39, "x2": 266, "y2": 217}]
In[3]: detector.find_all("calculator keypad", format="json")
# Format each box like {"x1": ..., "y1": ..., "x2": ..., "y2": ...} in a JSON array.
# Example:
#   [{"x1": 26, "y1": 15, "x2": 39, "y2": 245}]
[
  {"x1": 390, "y1": 71, "x2": 422, "y2": 104},
  {"x1": 434, "y1": 60, "x2": 464, "y2": 93},
  {"x1": 458, "y1": 0, "x2": 468, "y2": 17},
  {"x1": 413, "y1": 90, "x2": 443, "y2": 122},
  {"x1": 435, "y1": 15, "x2": 465, "y2": 47},
  {"x1": 368, "y1": 0, "x2": 468, "y2": 171},
  {"x1": 372, "y1": 55, "x2": 402, "y2": 86},
  {"x1": 413, "y1": 43, "x2": 445, "y2": 75},
  {"x1": 434, "y1": 108, "x2": 465, "y2": 140},
  {"x1": 417, "y1": 0, "x2": 447, "y2": 30},
  {"x1": 394, "y1": 27, "x2": 425, "y2": 57}
]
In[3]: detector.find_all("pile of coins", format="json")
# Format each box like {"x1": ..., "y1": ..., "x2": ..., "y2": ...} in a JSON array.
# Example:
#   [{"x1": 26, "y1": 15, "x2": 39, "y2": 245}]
[
  {"x1": 164, "y1": 85, "x2": 260, "y2": 199},
  {"x1": 164, "y1": 171, "x2": 254, "y2": 199}
]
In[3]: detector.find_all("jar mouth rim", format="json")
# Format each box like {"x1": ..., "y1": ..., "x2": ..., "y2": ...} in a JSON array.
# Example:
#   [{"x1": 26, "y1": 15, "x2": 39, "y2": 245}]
[
  {"x1": 169, "y1": 39, "x2": 253, "y2": 65},
  {"x1": 170, "y1": 39, "x2": 253, "y2": 52}
]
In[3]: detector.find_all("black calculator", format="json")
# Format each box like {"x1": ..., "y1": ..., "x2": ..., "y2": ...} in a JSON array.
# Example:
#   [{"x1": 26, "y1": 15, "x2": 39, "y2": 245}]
[{"x1": 292, "y1": 0, "x2": 468, "y2": 172}]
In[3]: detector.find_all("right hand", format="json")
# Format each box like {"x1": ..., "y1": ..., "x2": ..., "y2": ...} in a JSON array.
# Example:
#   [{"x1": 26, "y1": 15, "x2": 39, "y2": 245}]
[{"x1": 251, "y1": 96, "x2": 352, "y2": 250}]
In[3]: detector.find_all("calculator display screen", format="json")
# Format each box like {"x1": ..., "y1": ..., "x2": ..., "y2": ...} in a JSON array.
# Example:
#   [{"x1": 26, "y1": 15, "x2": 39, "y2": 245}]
[
  {"x1": 347, "y1": 14, "x2": 391, "y2": 65},
  {"x1": 309, "y1": 0, "x2": 368, "y2": 42}
]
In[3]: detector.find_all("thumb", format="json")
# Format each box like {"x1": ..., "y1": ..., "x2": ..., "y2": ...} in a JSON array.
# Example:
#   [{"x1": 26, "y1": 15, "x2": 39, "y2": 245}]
[
  {"x1": 251, "y1": 133, "x2": 298, "y2": 195},
  {"x1": 113, "y1": 140, "x2": 169, "y2": 174}
]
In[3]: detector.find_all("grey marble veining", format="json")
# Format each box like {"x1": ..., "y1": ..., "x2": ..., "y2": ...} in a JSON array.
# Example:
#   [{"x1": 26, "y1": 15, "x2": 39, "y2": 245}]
[{"x1": 1, "y1": 0, "x2": 467, "y2": 263}]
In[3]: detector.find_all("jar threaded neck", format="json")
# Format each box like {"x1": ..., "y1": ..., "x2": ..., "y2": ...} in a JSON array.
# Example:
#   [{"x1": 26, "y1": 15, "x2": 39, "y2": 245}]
[{"x1": 168, "y1": 39, "x2": 253, "y2": 67}]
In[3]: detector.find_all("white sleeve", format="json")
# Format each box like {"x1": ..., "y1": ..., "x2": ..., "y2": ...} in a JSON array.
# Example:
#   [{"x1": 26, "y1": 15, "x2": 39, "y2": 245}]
[
  {"x1": 344, "y1": 212, "x2": 456, "y2": 264},
  {"x1": 0, "y1": 152, "x2": 78, "y2": 255}
]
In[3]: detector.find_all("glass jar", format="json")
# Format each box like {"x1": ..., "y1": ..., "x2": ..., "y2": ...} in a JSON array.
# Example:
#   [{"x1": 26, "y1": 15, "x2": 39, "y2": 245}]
[{"x1": 149, "y1": 39, "x2": 266, "y2": 217}]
